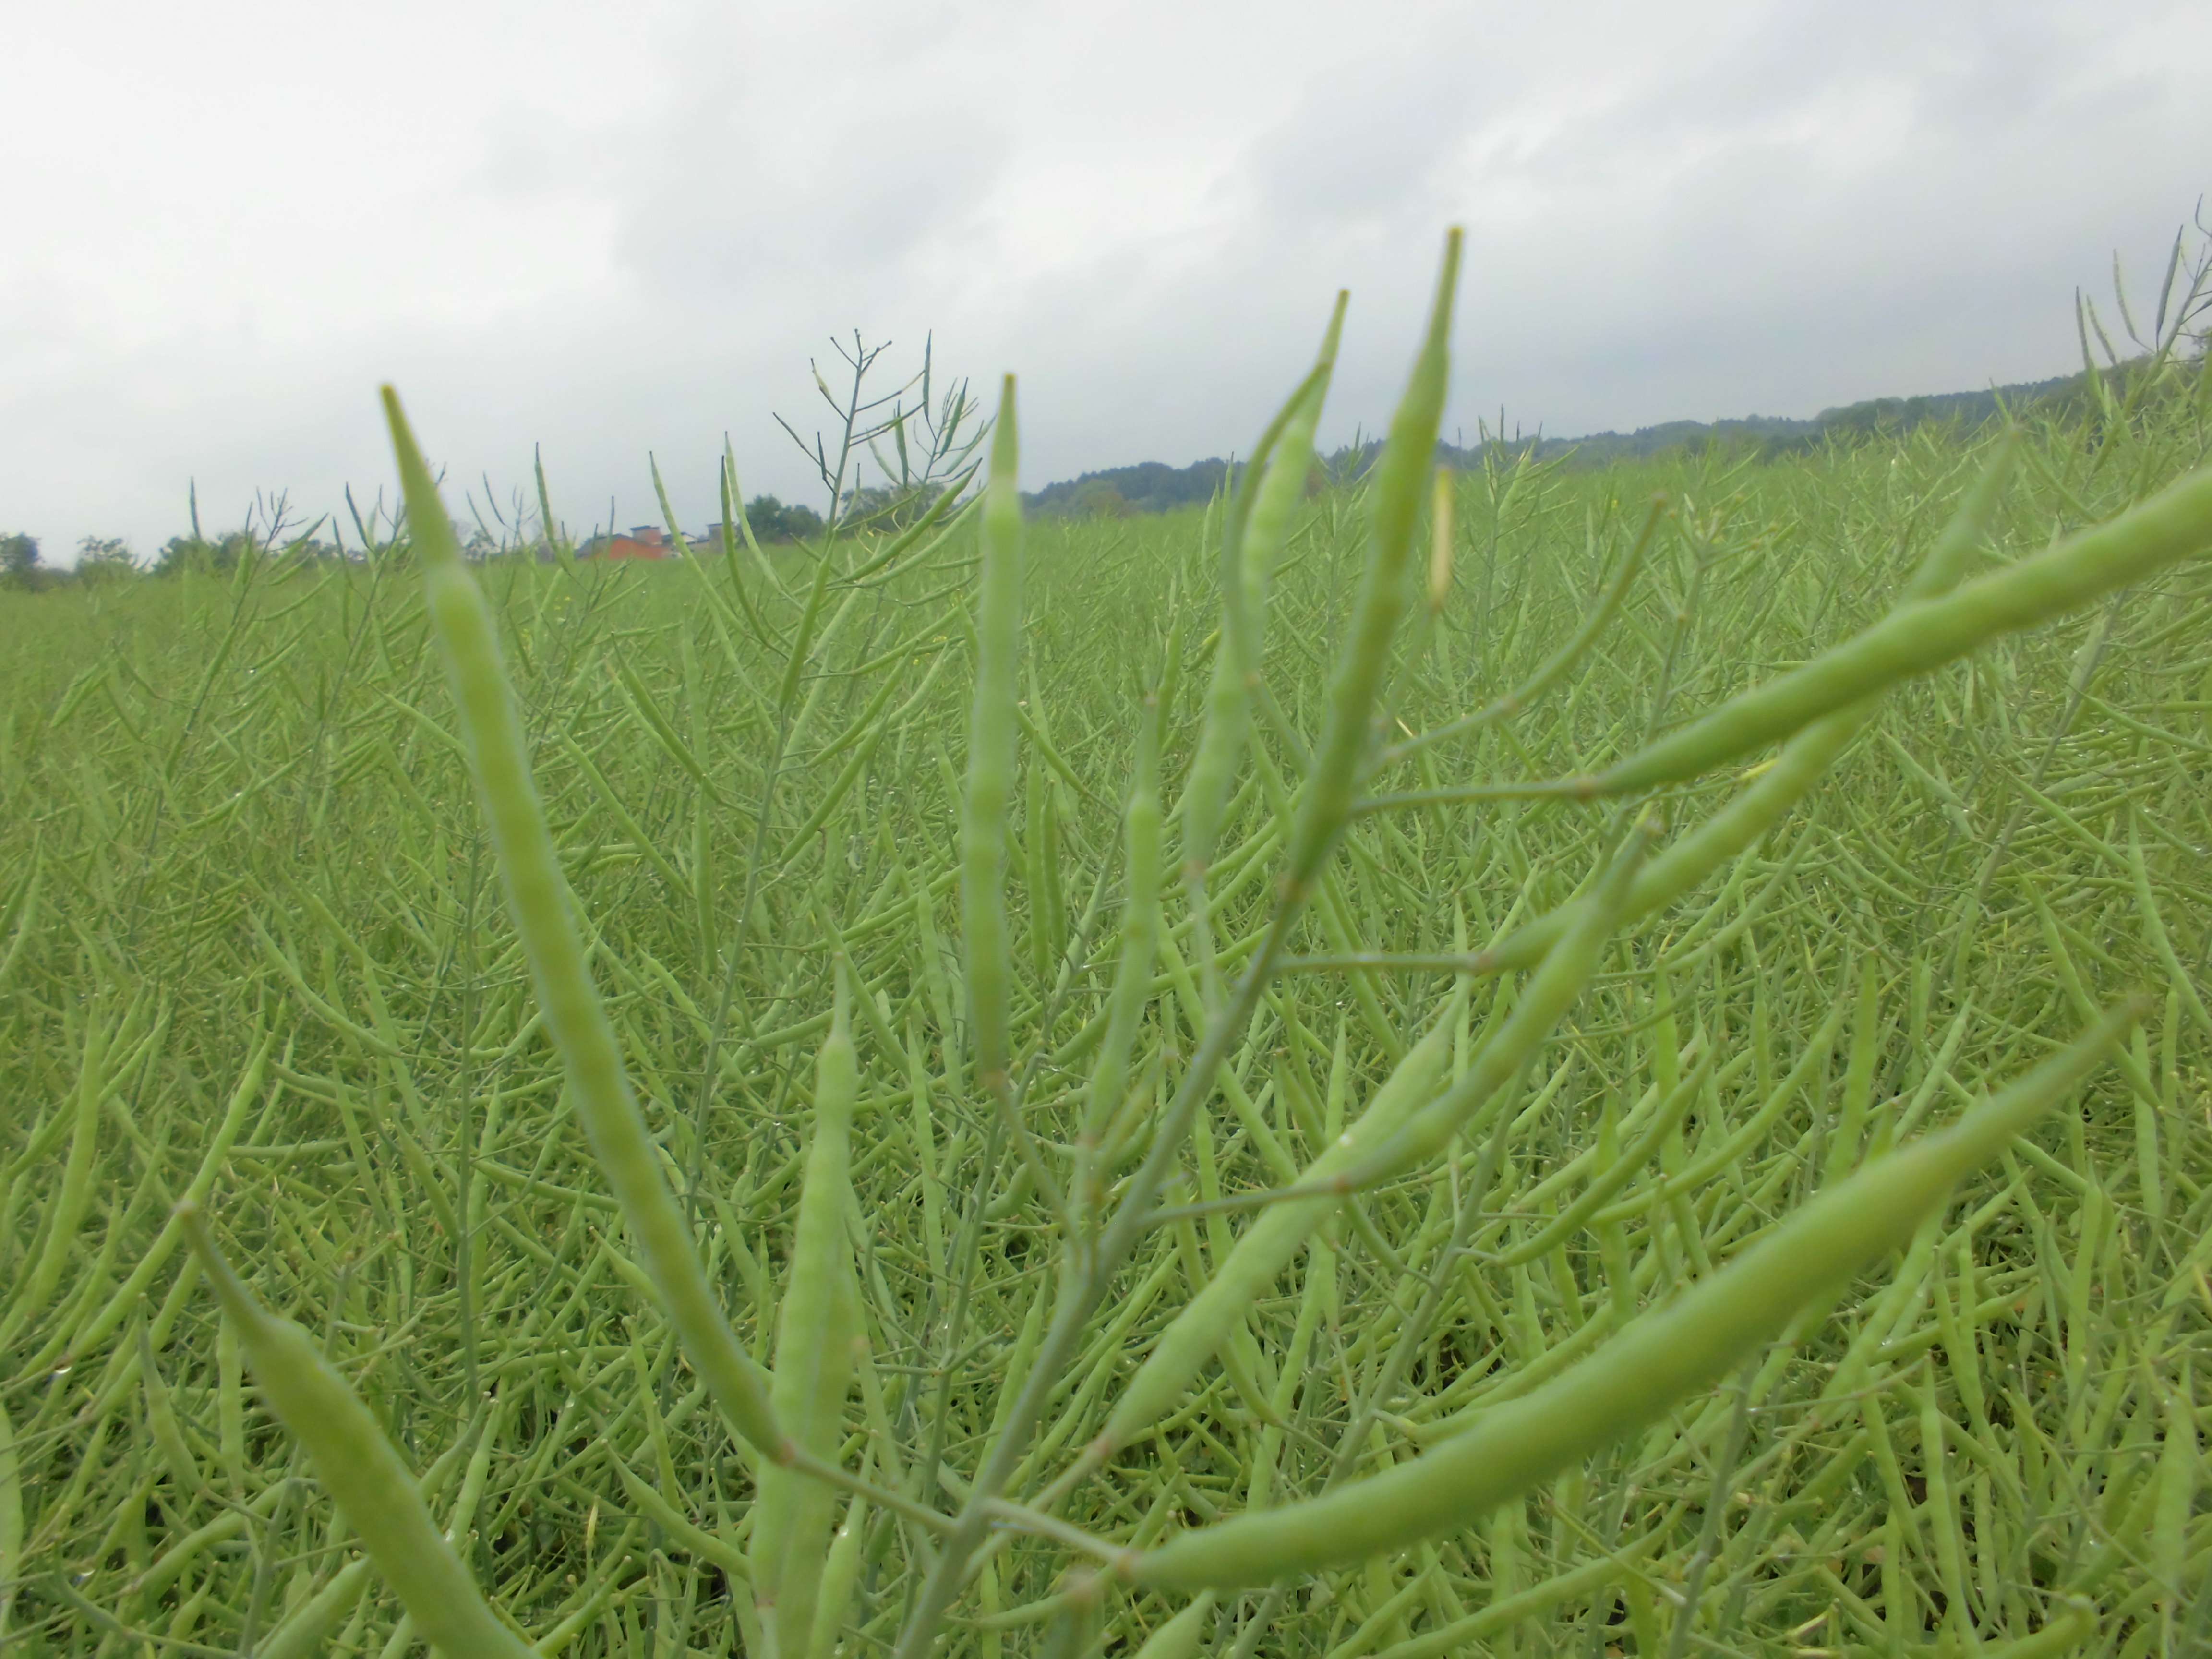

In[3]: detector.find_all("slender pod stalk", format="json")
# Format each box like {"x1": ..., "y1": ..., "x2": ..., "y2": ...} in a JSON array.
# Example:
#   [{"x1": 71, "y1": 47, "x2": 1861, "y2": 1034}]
[
  {"x1": 179, "y1": 1206, "x2": 537, "y2": 1658},
  {"x1": 380, "y1": 386, "x2": 784, "y2": 1459},
  {"x1": 1120, "y1": 1001, "x2": 2140, "y2": 1589}
]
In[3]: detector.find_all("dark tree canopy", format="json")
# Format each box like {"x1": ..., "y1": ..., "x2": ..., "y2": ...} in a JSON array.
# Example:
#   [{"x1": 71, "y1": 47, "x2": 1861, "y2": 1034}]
[
  {"x1": 0, "y1": 532, "x2": 38, "y2": 584},
  {"x1": 744, "y1": 495, "x2": 826, "y2": 544}
]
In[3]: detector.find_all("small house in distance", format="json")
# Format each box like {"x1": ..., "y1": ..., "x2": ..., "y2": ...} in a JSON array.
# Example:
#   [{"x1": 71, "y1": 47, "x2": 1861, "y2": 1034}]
[
  {"x1": 575, "y1": 525, "x2": 683, "y2": 560},
  {"x1": 556, "y1": 500, "x2": 817, "y2": 561}
]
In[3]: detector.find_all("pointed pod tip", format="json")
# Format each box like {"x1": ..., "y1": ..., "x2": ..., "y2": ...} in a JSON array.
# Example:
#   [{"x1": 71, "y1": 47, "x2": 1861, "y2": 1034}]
[
  {"x1": 989, "y1": 376, "x2": 1021, "y2": 481},
  {"x1": 1422, "y1": 229, "x2": 1465, "y2": 352},
  {"x1": 380, "y1": 386, "x2": 419, "y2": 459}
]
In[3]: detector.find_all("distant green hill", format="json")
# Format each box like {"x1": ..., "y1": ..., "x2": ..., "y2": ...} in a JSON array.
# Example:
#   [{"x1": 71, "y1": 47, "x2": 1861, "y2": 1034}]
[{"x1": 1022, "y1": 365, "x2": 2105, "y2": 518}]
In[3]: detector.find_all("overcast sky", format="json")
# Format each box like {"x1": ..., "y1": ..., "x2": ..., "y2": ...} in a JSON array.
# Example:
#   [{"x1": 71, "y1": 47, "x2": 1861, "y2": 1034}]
[{"x1": 5, "y1": 0, "x2": 2208, "y2": 563}]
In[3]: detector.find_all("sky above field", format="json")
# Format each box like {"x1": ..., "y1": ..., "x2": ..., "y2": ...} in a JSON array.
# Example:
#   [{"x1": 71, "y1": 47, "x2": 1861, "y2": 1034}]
[{"x1": 4, "y1": 0, "x2": 2209, "y2": 563}]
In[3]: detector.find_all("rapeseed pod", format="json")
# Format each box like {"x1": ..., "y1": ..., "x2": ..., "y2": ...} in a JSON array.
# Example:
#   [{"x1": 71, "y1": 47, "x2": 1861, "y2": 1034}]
[
  {"x1": 753, "y1": 975, "x2": 862, "y2": 1658},
  {"x1": 383, "y1": 388, "x2": 784, "y2": 1460},
  {"x1": 961, "y1": 376, "x2": 1050, "y2": 1207}
]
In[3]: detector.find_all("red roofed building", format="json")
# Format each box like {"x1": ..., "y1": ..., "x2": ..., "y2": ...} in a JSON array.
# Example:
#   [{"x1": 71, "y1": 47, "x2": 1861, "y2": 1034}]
[{"x1": 579, "y1": 525, "x2": 680, "y2": 560}]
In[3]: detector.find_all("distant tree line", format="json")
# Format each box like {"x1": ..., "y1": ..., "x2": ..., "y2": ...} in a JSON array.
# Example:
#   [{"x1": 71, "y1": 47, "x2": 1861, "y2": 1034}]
[
  {"x1": 1328, "y1": 372, "x2": 2102, "y2": 481},
  {"x1": 0, "y1": 533, "x2": 38, "y2": 589},
  {"x1": 1023, "y1": 459, "x2": 1235, "y2": 520},
  {"x1": 0, "y1": 529, "x2": 366, "y2": 590},
  {"x1": 739, "y1": 495, "x2": 826, "y2": 544},
  {"x1": 2, "y1": 532, "x2": 153, "y2": 589},
  {"x1": 1016, "y1": 362, "x2": 2165, "y2": 521},
  {"x1": 7, "y1": 351, "x2": 2195, "y2": 586},
  {"x1": 726, "y1": 486, "x2": 943, "y2": 546}
]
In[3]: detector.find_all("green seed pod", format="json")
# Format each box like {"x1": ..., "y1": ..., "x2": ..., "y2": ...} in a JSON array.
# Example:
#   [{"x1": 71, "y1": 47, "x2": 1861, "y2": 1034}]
[
  {"x1": 2153, "y1": 1362, "x2": 2197, "y2": 1611},
  {"x1": 255, "y1": 1558, "x2": 375, "y2": 1659},
  {"x1": 1181, "y1": 296, "x2": 1350, "y2": 993},
  {"x1": 1387, "y1": 495, "x2": 1663, "y2": 769},
  {"x1": 1130, "y1": 1593, "x2": 1217, "y2": 1659},
  {"x1": 1037, "y1": 1582, "x2": 1104, "y2": 1659},
  {"x1": 1077, "y1": 690, "x2": 1164, "y2": 1223},
  {"x1": 138, "y1": 1319, "x2": 202, "y2": 1497},
  {"x1": 1123, "y1": 1002, "x2": 2138, "y2": 1589},
  {"x1": 806, "y1": 1483, "x2": 870, "y2": 1659},
  {"x1": 180, "y1": 1206, "x2": 537, "y2": 1659},
  {"x1": 74, "y1": 1026, "x2": 271, "y2": 1358},
  {"x1": 962, "y1": 375, "x2": 1025, "y2": 1107},
  {"x1": 8, "y1": 1004, "x2": 112, "y2": 1343},
  {"x1": 382, "y1": 387, "x2": 782, "y2": 1461},
  {"x1": 1978, "y1": 1598, "x2": 2096, "y2": 1659},
  {"x1": 1279, "y1": 234, "x2": 1461, "y2": 910},
  {"x1": 754, "y1": 977, "x2": 864, "y2": 1659}
]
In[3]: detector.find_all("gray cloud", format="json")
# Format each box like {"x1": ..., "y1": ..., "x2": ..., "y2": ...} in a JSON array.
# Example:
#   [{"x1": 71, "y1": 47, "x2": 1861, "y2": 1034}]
[{"x1": 2, "y1": 0, "x2": 2206, "y2": 562}]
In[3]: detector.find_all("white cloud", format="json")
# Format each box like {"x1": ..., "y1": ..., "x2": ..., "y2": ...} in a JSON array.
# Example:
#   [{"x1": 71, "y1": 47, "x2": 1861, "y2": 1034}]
[{"x1": 2, "y1": 0, "x2": 2206, "y2": 562}]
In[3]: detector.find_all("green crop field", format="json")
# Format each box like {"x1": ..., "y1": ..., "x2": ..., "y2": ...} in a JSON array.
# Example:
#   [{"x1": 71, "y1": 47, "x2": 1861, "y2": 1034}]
[{"x1": 2, "y1": 242, "x2": 2211, "y2": 1658}]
